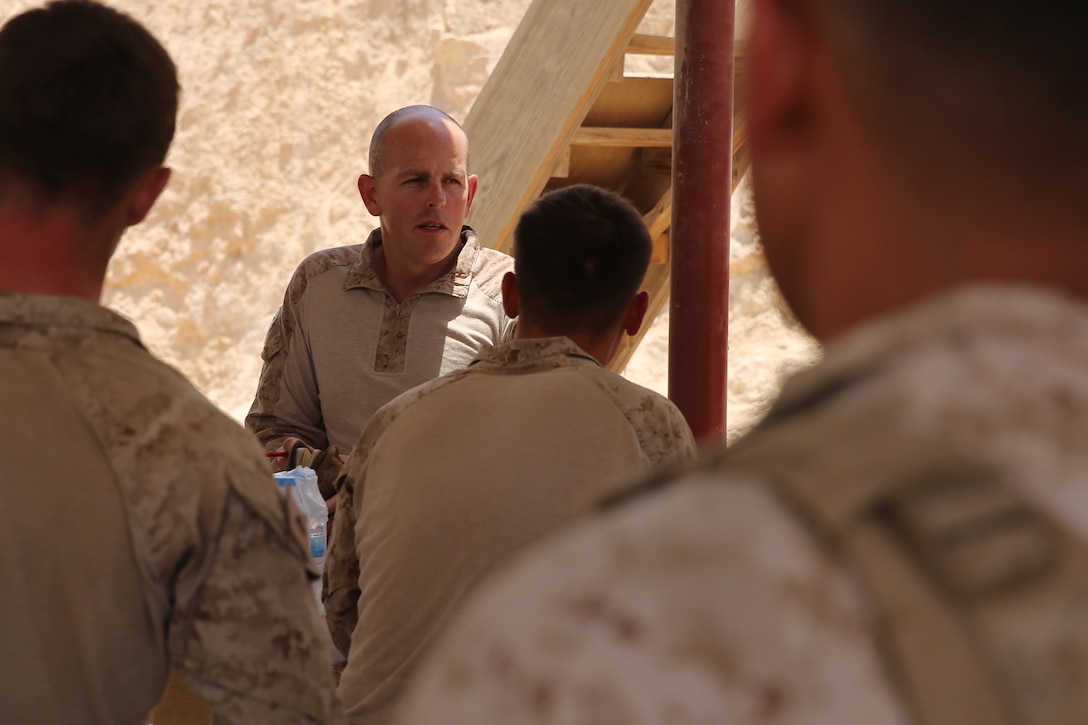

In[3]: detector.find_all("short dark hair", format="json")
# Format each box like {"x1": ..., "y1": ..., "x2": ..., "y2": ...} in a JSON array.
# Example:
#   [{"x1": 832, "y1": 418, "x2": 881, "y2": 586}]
[
  {"x1": 0, "y1": 0, "x2": 178, "y2": 212},
  {"x1": 514, "y1": 184, "x2": 652, "y2": 337},
  {"x1": 368, "y1": 105, "x2": 465, "y2": 178},
  {"x1": 826, "y1": 0, "x2": 1088, "y2": 178}
]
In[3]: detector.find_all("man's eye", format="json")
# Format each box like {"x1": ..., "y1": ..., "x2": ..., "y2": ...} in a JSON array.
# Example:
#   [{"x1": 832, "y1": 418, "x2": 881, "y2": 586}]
[{"x1": 445, "y1": 178, "x2": 462, "y2": 186}]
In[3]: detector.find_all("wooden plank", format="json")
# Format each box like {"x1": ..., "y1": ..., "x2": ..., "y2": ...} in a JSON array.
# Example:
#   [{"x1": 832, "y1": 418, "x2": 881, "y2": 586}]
[
  {"x1": 608, "y1": 55, "x2": 626, "y2": 83},
  {"x1": 570, "y1": 127, "x2": 673, "y2": 148},
  {"x1": 610, "y1": 124, "x2": 750, "y2": 374},
  {"x1": 545, "y1": 145, "x2": 637, "y2": 195},
  {"x1": 627, "y1": 34, "x2": 675, "y2": 56},
  {"x1": 584, "y1": 76, "x2": 674, "y2": 127},
  {"x1": 549, "y1": 147, "x2": 571, "y2": 179},
  {"x1": 549, "y1": 77, "x2": 674, "y2": 194},
  {"x1": 644, "y1": 185, "x2": 672, "y2": 265},
  {"x1": 631, "y1": 34, "x2": 748, "y2": 58},
  {"x1": 651, "y1": 231, "x2": 670, "y2": 265},
  {"x1": 463, "y1": 0, "x2": 654, "y2": 255},
  {"x1": 611, "y1": 260, "x2": 672, "y2": 373},
  {"x1": 643, "y1": 190, "x2": 672, "y2": 242},
  {"x1": 732, "y1": 120, "x2": 747, "y2": 155},
  {"x1": 627, "y1": 35, "x2": 749, "y2": 59}
]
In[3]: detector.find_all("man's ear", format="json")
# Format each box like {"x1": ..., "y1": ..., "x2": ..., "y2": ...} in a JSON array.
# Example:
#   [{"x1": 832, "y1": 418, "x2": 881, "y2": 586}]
[
  {"x1": 622, "y1": 290, "x2": 650, "y2": 337},
  {"x1": 125, "y1": 166, "x2": 171, "y2": 226},
  {"x1": 746, "y1": 0, "x2": 815, "y2": 155},
  {"x1": 358, "y1": 174, "x2": 381, "y2": 217},
  {"x1": 501, "y1": 271, "x2": 520, "y2": 319},
  {"x1": 464, "y1": 173, "x2": 479, "y2": 218}
]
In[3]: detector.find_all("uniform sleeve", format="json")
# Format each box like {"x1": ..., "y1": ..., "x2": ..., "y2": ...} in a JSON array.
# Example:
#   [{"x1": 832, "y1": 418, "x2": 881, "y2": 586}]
[
  {"x1": 245, "y1": 273, "x2": 329, "y2": 452},
  {"x1": 323, "y1": 456, "x2": 362, "y2": 657},
  {"x1": 322, "y1": 382, "x2": 441, "y2": 658},
  {"x1": 321, "y1": 402, "x2": 402, "y2": 657},
  {"x1": 168, "y1": 480, "x2": 345, "y2": 724},
  {"x1": 670, "y1": 402, "x2": 696, "y2": 459},
  {"x1": 665, "y1": 402, "x2": 697, "y2": 463},
  {"x1": 637, "y1": 397, "x2": 698, "y2": 469},
  {"x1": 391, "y1": 478, "x2": 906, "y2": 725}
]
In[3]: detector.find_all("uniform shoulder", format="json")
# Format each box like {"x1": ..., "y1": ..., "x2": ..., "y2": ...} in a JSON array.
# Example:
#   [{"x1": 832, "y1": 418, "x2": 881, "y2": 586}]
[
  {"x1": 583, "y1": 369, "x2": 696, "y2": 465},
  {"x1": 395, "y1": 475, "x2": 901, "y2": 724},
  {"x1": 337, "y1": 367, "x2": 477, "y2": 498},
  {"x1": 276, "y1": 243, "x2": 367, "y2": 308},
  {"x1": 346, "y1": 366, "x2": 476, "y2": 461},
  {"x1": 75, "y1": 343, "x2": 280, "y2": 499},
  {"x1": 297, "y1": 243, "x2": 364, "y2": 272},
  {"x1": 58, "y1": 343, "x2": 299, "y2": 576},
  {"x1": 291, "y1": 244, "x2": 365, "y2": 284},
  {"x1": 598, "y1": 370, "x2": 672, "y2": 404},
  {"x1": 470, "y1": 246, "x2": 514, "y2": 302}
]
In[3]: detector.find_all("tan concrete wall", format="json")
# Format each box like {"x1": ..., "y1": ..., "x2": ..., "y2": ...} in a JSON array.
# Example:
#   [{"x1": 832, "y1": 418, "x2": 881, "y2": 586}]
[{"x1": 3, "y1": 0, "x2": 816, "y2": 439}]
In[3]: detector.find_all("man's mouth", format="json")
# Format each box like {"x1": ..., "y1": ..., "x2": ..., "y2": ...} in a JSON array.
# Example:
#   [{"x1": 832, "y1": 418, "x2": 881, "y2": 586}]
[{"x1": 418, "y1": 222, "x2": 448, "y2": 232}]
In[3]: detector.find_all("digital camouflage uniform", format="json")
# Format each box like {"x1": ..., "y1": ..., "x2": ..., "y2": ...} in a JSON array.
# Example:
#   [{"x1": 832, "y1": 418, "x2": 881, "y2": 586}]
[
  {"x1": 0, "y1": 294, "x2": 344, "y2": 725},
  {"x1": 246, "y1": 226, "x2": 513, "y2": 453},
  {"x1": 326, "y1": 336, "x2": 696, "y2": 725},
  {"x1": 392, "y1": 286, "x2": 1088, "y2": 725}
]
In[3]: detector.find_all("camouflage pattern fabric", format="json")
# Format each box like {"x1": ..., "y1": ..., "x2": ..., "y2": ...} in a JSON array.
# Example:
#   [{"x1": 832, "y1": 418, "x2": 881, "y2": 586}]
[
  {"x1": 0, "y1": 294, "x2": 344, "y2": 725},
  {"x1": 246, "y1": 226, "x2": 513, "y2": 454},
  {"x1": 392, "y1": 285, "x2": 1088, "y2": 725}
]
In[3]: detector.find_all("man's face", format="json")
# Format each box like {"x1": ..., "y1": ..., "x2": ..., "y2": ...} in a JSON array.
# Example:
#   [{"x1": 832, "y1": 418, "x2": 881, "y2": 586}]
[
  {"x1": 744, "y1": 0, "x2": 823, "y2": 336},
  {"x1": 359, "y1": 116, "x2": 478, "y2": 276}
]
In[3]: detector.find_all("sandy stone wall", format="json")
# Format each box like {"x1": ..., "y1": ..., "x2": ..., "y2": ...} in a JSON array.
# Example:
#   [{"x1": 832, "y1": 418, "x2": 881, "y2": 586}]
[{"x1": 3, "y1": 0, "x2": 816, "y2": 440}]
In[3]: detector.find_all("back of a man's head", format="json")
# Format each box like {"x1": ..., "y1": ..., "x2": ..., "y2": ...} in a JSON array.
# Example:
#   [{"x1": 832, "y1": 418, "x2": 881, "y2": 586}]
[
  {"x1": 826, "y1": 0, "x2": 1088, "y2": 185},
  {"x1": 514, "y1": 184, "x2": 651, "y2": 338},
  {"x1": 0, "y1": 0, "x2": 178, "y2": 214},
  {"x1": 748, "y1": 0, "x2": 1088, "y2": 341}
]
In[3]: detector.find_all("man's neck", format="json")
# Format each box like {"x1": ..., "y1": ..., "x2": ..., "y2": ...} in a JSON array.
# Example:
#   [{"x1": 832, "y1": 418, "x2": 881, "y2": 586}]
[
  {"x1": 0, "y1": 200, "x2": 112, "y2": 301},
  {"x1": 372, "y1": 244, "x2": 460, "y2": 304},
  {"x1": 513, "y1": 321, "x2": 621, "y2": 367}
]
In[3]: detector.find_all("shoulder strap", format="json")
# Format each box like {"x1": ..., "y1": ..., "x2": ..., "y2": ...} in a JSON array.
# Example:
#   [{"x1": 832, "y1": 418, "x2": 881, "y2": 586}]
[{"x1": 720, "y1": 383, "x2": 1088, "y2": 725}]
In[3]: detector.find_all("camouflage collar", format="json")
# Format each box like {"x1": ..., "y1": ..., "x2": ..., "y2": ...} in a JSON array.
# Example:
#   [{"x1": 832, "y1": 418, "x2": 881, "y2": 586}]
[
  {"x1": 0, "y1": 293, "x2": 142, "y2": 345},
  {"x1": 343, "y1": 225, "x2": 481, "y2": 299},
  {"x1": 471, "y1": 336, "x2": 599, "y2": 371},
  {"x1": 774, "y1": 284, "x2": 1088, "y2": 417}
]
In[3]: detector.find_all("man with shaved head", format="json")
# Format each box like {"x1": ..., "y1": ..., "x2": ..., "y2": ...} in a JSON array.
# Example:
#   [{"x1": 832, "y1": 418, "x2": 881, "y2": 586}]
[
  {"x1": 247, "y1": 105, "x2": 513, "y2": 498},
  {"x1": 391, "y1": 1, "x2": 1088, "y2": 723}
]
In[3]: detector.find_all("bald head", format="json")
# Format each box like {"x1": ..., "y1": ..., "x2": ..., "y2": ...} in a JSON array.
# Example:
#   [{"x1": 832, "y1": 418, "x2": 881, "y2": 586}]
[{"x1": 368, "y1": 106, "x2": 468, "y2": 179}]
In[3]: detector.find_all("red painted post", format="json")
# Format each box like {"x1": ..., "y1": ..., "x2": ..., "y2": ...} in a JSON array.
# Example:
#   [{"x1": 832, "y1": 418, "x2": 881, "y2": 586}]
[{"x1": 669, "y1": 0, "x2": 735, "y2": 442}]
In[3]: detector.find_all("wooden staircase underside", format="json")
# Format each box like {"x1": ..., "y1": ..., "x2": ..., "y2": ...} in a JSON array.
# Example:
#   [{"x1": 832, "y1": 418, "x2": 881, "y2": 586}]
[{"x1": 464, "y1": 0, "x2": 748, "y2": 371}]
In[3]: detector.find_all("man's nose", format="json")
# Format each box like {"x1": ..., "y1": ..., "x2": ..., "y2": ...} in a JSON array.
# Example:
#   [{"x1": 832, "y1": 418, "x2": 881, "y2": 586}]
[{"x1": 426, "y1": 181, "x2": 446, "y2": 208}]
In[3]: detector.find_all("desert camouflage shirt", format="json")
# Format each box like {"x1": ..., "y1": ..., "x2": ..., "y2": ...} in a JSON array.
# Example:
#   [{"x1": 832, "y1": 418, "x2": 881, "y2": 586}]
[
  {"x1": 325, "y1": 336, "x2": 696, "y2": 724},
  {"x1": 246, "y1": 226, "x2": 514, "y2": 453},
  {"x1": 392, "y1": 285, "x2": 1088, "y2": 725},
  {"x1": 0, "y1": 294, "x2": 344, "y2": 725}
]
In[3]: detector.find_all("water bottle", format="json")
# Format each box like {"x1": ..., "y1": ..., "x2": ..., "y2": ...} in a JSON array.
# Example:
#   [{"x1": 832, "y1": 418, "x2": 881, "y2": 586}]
[
  {"x1": 274, "y1": 467, "x2": 329, "y2": 612},
  {"x1": 310, "y1": 518, "x2": 326, "y2": 573}
]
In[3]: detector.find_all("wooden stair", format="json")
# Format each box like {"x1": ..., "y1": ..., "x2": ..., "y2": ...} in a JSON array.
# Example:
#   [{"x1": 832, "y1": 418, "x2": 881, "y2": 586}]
[{"x1": 463, "y1": 0, "x2": 749, "y2": 372}]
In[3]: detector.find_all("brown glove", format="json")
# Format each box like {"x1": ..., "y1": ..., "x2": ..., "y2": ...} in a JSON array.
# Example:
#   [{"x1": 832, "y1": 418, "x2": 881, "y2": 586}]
[{"x1": 287, "y1": 442, "x2": 343, "y2": 501}]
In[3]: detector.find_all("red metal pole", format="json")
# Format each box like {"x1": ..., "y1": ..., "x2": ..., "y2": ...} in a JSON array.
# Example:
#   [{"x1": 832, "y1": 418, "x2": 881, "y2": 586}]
[{"x1": 669, "y1": 0, "x2": 735, "y2": 442}]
